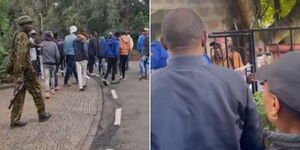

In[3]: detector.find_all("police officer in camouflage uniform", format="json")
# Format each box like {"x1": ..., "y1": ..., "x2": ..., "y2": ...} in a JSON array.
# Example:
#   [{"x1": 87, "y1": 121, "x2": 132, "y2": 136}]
[{"x1": 9, "y1": 15, "x2": 52, "y2": 128}]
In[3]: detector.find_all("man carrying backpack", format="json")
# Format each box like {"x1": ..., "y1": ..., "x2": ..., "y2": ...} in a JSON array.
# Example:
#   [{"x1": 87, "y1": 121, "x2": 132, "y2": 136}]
[
  {"x1": 8, "y1": 15, "x2": 52, "y2": 128},
  {"x1": 119, "y1": 31, "x2": 131, "y2": 80}
]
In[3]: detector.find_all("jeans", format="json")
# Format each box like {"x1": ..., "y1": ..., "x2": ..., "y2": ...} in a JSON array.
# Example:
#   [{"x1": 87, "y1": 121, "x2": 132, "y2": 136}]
[
  {"x1": 43, "y1": 64, "x2": 56, "y2": 92},
  {"x1": 98, "y1": 57, "x2": 107, "y2": 75},
  {"x1": 104, "y1": 57, "x2": 118, "y2": 81},
  {"x1": 119, "y1": 55, "x2": 128, "y2": 78},
  {"x1": 87, "y1": 55, "x2": 96, "y2": 74},
  {"x1": 76, "y1": 60, "x2": 88, "y2": 89},
  {"x1": 64, "y1": 54, "x2": 78, "y2": 84},
  {"x1": 139, "y1": 55, "x2": 149, "y2": 77}
]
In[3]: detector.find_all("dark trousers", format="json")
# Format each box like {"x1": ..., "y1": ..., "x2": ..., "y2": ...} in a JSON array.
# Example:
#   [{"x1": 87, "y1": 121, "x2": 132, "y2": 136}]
[
  {"x1": 31, "y1": 60, "x2": 40, "y2": 77},
  {"x1": 119, "y1": 55, "x2": 128, "y2": 78},
  {"x1": 59, "y1": 55, "x2": 65, "y2": 71},
  {"x1": 64, "y1": 54, "x2": 78, "y2": 84},
  {"x1": 104, "y1": 57, "x2": 117, "y2": 81},
  {"x1": 54, "y1": 65, "x2": 59, "y2": 87},
  {"x1": 87, "y1": 55, "x2": 96, "y2": 73}
]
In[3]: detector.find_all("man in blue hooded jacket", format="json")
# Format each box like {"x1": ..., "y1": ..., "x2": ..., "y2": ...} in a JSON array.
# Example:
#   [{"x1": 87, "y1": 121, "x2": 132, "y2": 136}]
[
  {"x1": 151, "y1": 41, "x2": 169, "y2": 70},
  {"x1": 97, "y1": 35, "x2": 107, "y2": 76},
  {"x1": 103, "y1": 32, "x2": 119, "y2": 84},
  {"x1": 151, "y1": 41, "x2": 211, "y2": 70}
]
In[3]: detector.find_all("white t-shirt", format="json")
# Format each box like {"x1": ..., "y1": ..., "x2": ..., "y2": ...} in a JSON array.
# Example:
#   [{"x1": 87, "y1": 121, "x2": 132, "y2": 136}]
[{"x1": 29, "y1": 37, "x2": 37, "y2": 61}]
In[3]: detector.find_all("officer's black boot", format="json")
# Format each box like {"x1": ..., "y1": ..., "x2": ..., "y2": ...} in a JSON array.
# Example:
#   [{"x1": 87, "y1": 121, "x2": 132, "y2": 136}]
[
  {"x1": 10, "y1": 121, "x2": 27, "y2": 128},
  {"x1": 39, "y1": 112, "x2": 52, "y2": 122}
]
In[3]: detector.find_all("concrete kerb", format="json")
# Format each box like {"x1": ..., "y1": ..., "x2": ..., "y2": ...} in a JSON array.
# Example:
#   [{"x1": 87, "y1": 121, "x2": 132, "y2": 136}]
[
  {"x1": 0, "y1": 84, "x2": 16, "y2": 90},
  {"x1": 81, "y1": 77, "x2": 104, "y2": 150}
]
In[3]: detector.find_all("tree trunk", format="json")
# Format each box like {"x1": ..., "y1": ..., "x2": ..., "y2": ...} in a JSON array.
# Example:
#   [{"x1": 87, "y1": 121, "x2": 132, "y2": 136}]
[
  {"x1": 235, "y1": 0, "x2": 256, "y2": 29},
  {"x1": 272, "y1": 0, "x2": 300, "y2": 43}
]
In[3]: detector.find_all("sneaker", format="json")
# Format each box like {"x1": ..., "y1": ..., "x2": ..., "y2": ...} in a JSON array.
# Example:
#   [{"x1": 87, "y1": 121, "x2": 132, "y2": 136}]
[
  {"x1": 50, "y1": 89, "x2": 55, "y2": 94},
  {"x1": 139, "y1": 77, "x2": 144, "y2": 81},
  {"x1": 45, "y1": 92, "x2": 50, "y2": 99},
  {"x1": 111, "y1": 80, "x2": 119, "y2": 84},
  {"x1": 102, "y1": 79, "x2": 109, "y2": 86},
  {"x1": 79, "y1": 88, "x2": 85, "y2": 91},
  {"x1": 83, "y1": 85, "x2": 87, "y2": 88},
  {"x1": 55, "y1": 86, "x2": 61, "y2": 91},
  {"x1": 10, "y1": 121, "x2": 27, "y2": 128},
  {"x1": 39, "y1": 112, "x2": 52, "y2": 122},
  {"x1": 119, "y1": 76, "x2": 123, "y2": 80},
  {"x1": 64, "y1": 83, "x2": 71, "y2": 87}
]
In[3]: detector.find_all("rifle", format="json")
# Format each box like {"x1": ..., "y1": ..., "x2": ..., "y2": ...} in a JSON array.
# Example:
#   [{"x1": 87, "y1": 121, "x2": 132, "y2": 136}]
[{"x1": 8, "y1": 82, "x2": 24, "y2": 109}]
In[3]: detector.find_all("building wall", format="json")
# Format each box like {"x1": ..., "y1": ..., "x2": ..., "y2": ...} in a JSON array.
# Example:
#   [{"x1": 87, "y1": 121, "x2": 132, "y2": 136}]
[{"x1": 151, "y1": 0, "x2": 241, "y2": 42}]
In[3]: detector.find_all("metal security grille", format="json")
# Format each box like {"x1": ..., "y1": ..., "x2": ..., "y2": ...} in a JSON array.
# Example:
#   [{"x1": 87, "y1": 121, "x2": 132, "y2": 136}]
[{"x1": 208, "y1": 26, "x2": 300, "y2": 92}]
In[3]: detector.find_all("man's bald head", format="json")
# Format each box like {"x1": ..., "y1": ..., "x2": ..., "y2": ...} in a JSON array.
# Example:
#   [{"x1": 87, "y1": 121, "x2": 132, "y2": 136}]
[{"x1": 161, "y1": 8, "x2": 206, "y2": 54}]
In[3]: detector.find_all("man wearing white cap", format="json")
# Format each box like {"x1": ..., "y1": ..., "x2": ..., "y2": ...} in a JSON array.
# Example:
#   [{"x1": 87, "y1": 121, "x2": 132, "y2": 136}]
[{"x1": 63, "y1": 25, "x2": 78, "y2": 86}]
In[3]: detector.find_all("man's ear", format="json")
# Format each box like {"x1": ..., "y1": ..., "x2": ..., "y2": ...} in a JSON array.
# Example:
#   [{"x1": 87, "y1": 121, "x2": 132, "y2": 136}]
[
  {"x1": 160, "y1": 37, "x2": 168, "y2": 51},
  {"x1": 201, "y1": 31, "x2": 207, "y2": 47}
]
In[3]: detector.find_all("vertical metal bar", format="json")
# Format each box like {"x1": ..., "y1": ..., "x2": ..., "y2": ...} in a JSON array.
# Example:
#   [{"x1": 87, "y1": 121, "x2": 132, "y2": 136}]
[
  {"x1": 290, "y1": 29, "x2": 293, "y2": 51},
  {"x1": 225, "y1": 37, "x2": 229, "y2": 68},
  {"x1": 249, "y1": 32, "x2": 257, "y2": 92},
  {"x1": 276, "y1": 44, "x2": 280, "y2": 57}
]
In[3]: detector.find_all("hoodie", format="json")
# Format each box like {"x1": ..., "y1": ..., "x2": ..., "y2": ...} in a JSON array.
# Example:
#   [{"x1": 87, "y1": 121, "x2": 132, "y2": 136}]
[
  {"x1": 97, "y1": 36, "x2": 107, "y2": 58},
  {"x1": 151, "y1": 41, "x2": 169, "y2": 70},
  {"x1": 106, "y1": 36, "x2": 119, "y2": 58},
  {"x1": 40, "y1": 40, "x2": 60, "y2": 65},
  {"x1": 264, "y1": 130, "x2": 300, "y2": 150},
  {"x1": 119, "y1": 35, "x2": 131, "y2": 55}
]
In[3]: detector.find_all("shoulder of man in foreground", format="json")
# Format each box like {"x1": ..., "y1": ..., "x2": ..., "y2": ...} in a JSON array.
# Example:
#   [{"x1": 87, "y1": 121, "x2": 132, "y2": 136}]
[{"x1": 152, "y1": 63, "x2": 246, "y2": 86}]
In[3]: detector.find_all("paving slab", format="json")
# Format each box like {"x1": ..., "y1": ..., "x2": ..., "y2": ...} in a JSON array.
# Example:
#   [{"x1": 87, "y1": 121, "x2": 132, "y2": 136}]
[{"x1": 0, "y1": 77, "x2": 102, "y2": 150}]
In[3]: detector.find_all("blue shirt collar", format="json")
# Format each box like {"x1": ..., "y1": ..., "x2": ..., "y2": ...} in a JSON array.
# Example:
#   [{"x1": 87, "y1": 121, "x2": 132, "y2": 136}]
[{"x1": 167, "y1": 55, "x2": 207, "y2": 67}]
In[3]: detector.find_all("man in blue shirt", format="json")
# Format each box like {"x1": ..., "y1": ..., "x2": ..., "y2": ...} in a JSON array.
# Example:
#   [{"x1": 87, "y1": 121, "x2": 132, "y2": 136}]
[
  {"x1": 63, "y1": 26, "x2": 78, "y2": 86},
  {"x1": 103, "y1": 32, "x2": 119, "y2": 84},
  {"x1": 151, "y1": 8, "x2": 264, "y2": 150},
  {"x1": 137, "y1": 29, "x2": 146, "y2": 53}
]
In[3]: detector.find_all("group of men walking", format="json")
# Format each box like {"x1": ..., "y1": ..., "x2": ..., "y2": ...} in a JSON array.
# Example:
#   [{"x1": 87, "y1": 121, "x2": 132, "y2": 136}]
[{"x1": 7, "y1": 15, "x2": 149, "y2": 128}]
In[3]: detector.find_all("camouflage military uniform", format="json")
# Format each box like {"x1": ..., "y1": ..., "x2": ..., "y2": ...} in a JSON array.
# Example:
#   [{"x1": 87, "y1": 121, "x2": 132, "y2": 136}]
[{"x1": 10, "y1": 31, "x2": 46, "y2": 123}]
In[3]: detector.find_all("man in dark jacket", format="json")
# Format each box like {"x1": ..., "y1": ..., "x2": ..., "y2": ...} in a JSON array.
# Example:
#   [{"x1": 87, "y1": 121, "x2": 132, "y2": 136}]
[
  {"x1": 151, "y1": 8, "x2": 264, "y2": 150},
  {"x1": 87, "y1": 32, "x2": 98, "y2": 75},
  {"x1": 103, "y1": 32, "x2": 119, "y2": 85},
  {"x1": 74, "y1": 34, "x2": 88, "y2": 91},
  {"x1": 53, "y1": 32, "x2": 64, "y2": 90}
]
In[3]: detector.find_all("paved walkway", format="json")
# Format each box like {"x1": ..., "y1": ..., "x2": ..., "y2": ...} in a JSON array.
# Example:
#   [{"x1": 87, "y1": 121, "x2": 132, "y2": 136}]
[{"x1": 0, "y1": 77, "x2": 102, "y2": 150}]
